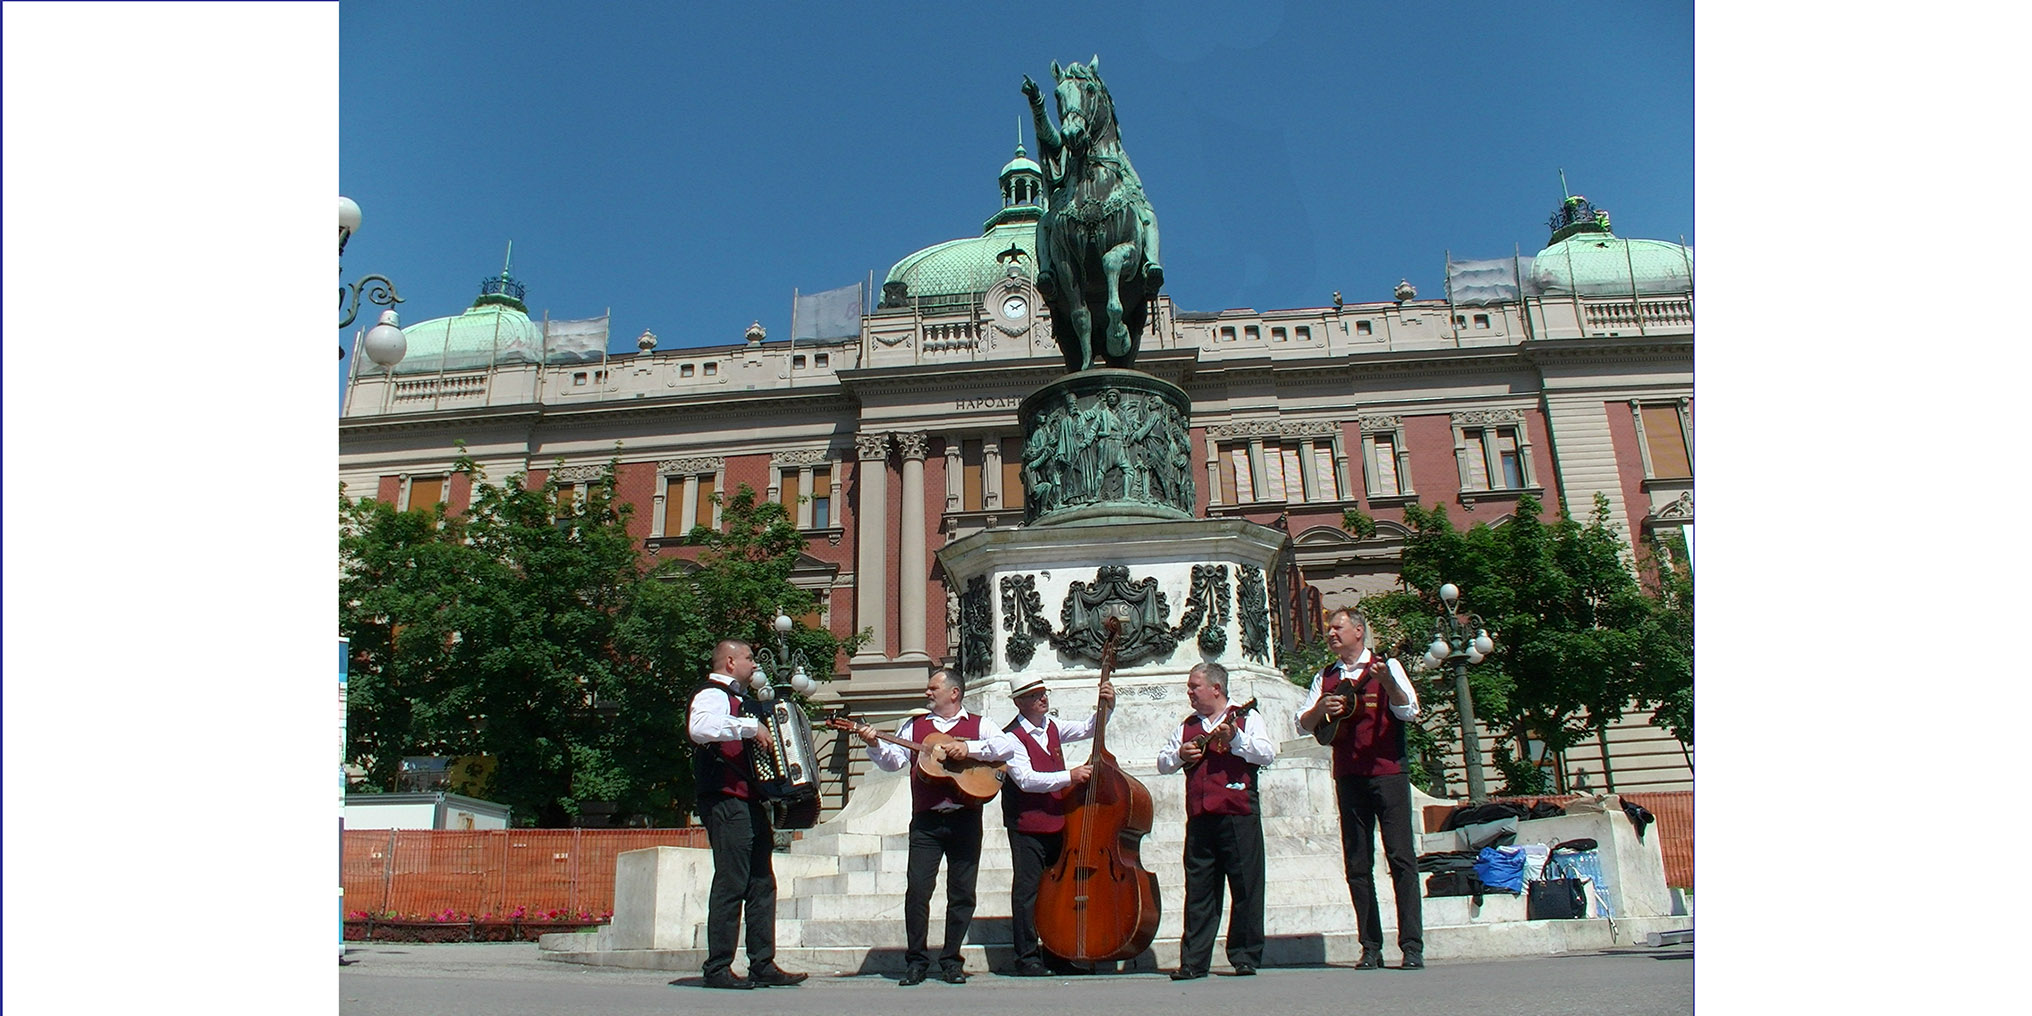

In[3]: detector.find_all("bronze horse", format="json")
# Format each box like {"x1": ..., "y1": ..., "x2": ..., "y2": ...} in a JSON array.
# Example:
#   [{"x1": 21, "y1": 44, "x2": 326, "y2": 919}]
[{"x1": 1024, "y1": 57, "x2": 1163, "y2": 372}]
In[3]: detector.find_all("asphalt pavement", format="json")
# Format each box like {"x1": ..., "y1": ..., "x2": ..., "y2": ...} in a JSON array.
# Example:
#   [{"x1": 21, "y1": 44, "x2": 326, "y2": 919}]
[{"x1": 339, "y1": 942, "x2": 1692, "y2": 1016}]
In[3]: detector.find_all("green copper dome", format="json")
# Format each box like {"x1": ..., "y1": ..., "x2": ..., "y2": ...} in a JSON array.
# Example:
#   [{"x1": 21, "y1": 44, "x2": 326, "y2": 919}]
[
  {"x1": 881, "y1": 144, "x2": 1044, "y2": 309},
  {"x1": 354, "y1": 270, "x2": 548, "y2": 376},
  {"x1": 1529, "y1": 232, "x2": 1693, "y2": 297}
]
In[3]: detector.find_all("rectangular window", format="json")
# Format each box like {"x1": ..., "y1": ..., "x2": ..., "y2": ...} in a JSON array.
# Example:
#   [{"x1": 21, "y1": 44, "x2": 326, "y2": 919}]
[
  {"x1": 680, "y1": 363, "x2": 695, "y2": 378},
  {"x1": 555, "y1": 482, "x2": 578, "y2": 511},
  {"x1": 1271, "y1": 326, "x2": 1287, "y2": 342},
  {"x1": 1370, "y1": 435, "x2": 1400, "y2": 496},
  {"x1": 1356, "y1": 320, "x2": 1373, "y2": 335},
  {"x1": 1313, "y1": 445, "x2": 1342, "y2": 501},
  {"x1": 1229, "y1": 446, "x2": 1256, "y2": 502},
  {"x1": 1219, "y1": 326, "x2": 1237, "y2": 342},
  {"x1": 811, "y1": 466, "x2": 832, "y2": 528},
  {"x1": 1001, "y1": 434, "x2": 1025, "y2": 510},
  {"x1": 815, "y1": 353, "x2": 829, "y2": 367},
  {"x1": 408, "y1": 475, "x2": 444, "y2": 509},
  {"x1": 694, "y1": 473, "x2": 716, "y2": 530},
  {"x1": 663, "y1": 477, "x2": 686, "y2": 536},
  {"x1": 1461, "y1": 430, "x2": 1491, "y2": 491},
  {"x1": 962, "y1": 438, "x2": 984, "y2": 512},
  {"x1": 1258, "y1": 441, "x2": 1285, "y2": 501},
  {"x1": 573, "y1": 372, "x2": 587, "y2": 386},
  {"x1": 1218, "y1": 445, "x2": 1239, "y2": 503},
  {"x1": 1453, "y1": 315, "x2": 1468, "y2": 328},
  {"x1": 1244, "y1": 325, "x2": 1261, "y2": 341},
  {"x1": 1473, "y1": 313, "x2": 1491, "y2": 329},
  {"x1": 1295, "y1": 326, "x2": 1311, "y2": 342},
  {"x1": 1494, "y1": 428, "x2": 1523, "y2": 488},
  {"x1": 1641, "y1": 404, "x2": 1692, "y2": 477},
  {"x1": 792, "y1": 354, "x2": 808, "y2": 369},
  {"x1": 703, "y1": 362, "x2": 718, "y2": 377},
  {"x1": 779, "y1": 469, "x2": 799, "y2": 513}
]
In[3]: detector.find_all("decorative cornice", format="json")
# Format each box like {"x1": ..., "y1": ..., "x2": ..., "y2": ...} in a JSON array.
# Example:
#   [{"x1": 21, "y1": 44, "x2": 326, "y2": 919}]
[
  {"x1": 771, "y1": 447, "x2": 836, "y2": 467},
  {"x1": 552, "y1": 464, "x2": 605, "y2": 483},
  {"x1": 1356, "y1": 415, "x2": 1402, "y2": 431},
  {"x1": 1204, "y1": 419, "x2": 1339, "y2": 439},
  {"x1": 657, "y1": 455, "x2": 724, "y2": 475},
  {"x1": 1451, "y1": 408, "x2": 1523, "y2": 426},
  {"x1": 1652, "y1": 491, "x2": 1694, "y2": 521},
  {"x1": 854, "y1": 433, "x2": 890, "y2": 461}
]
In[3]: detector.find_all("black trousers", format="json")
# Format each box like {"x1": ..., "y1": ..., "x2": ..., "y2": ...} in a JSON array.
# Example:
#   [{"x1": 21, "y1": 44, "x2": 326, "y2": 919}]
[
  {"x1": 1336, "y1": 772, "x2": 1423, "y2": 956},
  {"x1": 700, "y1": 793, "x2": 777, "y2": 976},
  {"x1": 1005, "y1": 827, "x2": 1063, "y2": 967},
  {"x1": 904, "y1": 808, "x2": 982, "y2": 971},
  {"x1": 1178, "y1": 811, "x2": 1265, "y2": 974}
]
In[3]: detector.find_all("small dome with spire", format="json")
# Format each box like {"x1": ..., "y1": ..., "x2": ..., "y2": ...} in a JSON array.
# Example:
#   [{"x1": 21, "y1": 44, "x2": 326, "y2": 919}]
[
  {"x1": 352, "y1": 245, "x2": 548, "y2": 376},
  {"x1": 881, "y1": 137, "x2": 1044, "y2": 309}
]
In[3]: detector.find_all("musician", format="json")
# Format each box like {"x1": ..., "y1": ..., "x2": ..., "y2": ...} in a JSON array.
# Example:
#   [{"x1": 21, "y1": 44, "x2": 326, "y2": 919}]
[
  {"x1": 999, "y1": 674, "x2": 1115, "y2": 977},
  {"x1": 1296, "y1": 608, "x2": 1424, "y2": 971},
  {"x1": 686, "y1": 638, "x2": 808, "y2": 990},
  {"x1": 848, "y1": 666, "x2": 1015, "y2": 986},
  {"x1": 1156, "y1": 662, "x2": 1276, "y2": 981}
]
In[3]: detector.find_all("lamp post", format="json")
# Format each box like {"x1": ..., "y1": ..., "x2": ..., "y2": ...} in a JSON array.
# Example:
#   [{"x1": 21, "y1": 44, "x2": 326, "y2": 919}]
[
  {"x1": 339, "y1": 195, "x2": 407, "y2": 367},
  {"x1": 751, "y1": 608, "x2": 820, "y2": 701},
  {"x1": 1415, "y1": 583, "x2": 1496, "y2": 802}
]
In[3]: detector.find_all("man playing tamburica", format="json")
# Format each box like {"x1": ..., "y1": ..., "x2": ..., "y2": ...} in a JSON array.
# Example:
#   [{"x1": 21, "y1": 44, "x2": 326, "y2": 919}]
[
  {"x1": 847, "y1": 667, "x2": 1016, "y2": 986},
  {"x1": 687, "y1": 638, "x2": 809, "y2": 989},
  {"x1": 1157, "y1": 662, "x2": 1275, "y2": 980},
  {"x1": 1296, "y1": 609, "x2": 1425, "y2": 970}
]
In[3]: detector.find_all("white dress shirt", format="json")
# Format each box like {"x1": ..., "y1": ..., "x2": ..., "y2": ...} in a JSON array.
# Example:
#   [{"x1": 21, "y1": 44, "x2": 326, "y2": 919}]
[
  {"x1": 1297, "y1": 650, "x2": 1419, "y2": 733},
  {"x1": 688, "y1": 673, "x2": 759, "y2": 745},
  {"x1": 1002, "y1": 711, "x2": 1100, "y2": 794},
  {"x1": 865, "y1": 709, "x2": 1016, "y2": 771},
  {"x1": 1156, "y1": 707, "x2": 1277, "y2": 775}
]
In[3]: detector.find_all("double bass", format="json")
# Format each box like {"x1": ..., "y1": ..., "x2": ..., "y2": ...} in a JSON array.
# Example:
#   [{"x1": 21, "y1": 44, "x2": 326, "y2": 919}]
[{"x1": 1036, "y1": 617, "x2": 1161, "y2": 962}]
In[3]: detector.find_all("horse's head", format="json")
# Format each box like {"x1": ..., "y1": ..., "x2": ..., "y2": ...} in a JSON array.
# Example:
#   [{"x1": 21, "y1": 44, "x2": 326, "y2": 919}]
[{"x1": 1051, "y1": 56, "x2": 1116, "y2": 153}]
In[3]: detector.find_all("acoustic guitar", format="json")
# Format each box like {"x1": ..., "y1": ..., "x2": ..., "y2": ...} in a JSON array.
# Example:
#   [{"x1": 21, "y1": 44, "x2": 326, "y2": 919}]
[
  {"x1": 1311, "y1": 659, "x2": 1383, "y2": 746},
  {"x1": 825, "y1": 714, "x2": 1005, "y2": 804}
]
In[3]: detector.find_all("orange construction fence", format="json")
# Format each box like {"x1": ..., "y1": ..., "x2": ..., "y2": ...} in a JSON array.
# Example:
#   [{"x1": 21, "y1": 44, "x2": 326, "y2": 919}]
[{"x1": 341, "y1": 828, "x2": 708, "y2": 919}]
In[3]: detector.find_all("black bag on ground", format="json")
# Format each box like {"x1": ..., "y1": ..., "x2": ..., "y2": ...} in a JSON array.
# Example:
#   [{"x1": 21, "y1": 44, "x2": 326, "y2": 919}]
[
  {"x1": 1426, "y1": 870, "x2": 1495, "y2": 898},
  {"x1": 1526, "y1": 854, "x2": 1589, "y2": 919}
]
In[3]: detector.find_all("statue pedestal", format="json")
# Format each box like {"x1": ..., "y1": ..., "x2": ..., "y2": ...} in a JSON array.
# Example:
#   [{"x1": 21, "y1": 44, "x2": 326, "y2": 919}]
[{"x1": 938, "y1": 515, "x2": 1296, "y2": 765}]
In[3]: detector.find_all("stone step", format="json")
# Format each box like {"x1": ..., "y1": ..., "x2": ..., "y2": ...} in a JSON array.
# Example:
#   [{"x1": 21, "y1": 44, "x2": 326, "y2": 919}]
[{"x1": 542, "y1": 913, "x2": 1695, "y2": 974}]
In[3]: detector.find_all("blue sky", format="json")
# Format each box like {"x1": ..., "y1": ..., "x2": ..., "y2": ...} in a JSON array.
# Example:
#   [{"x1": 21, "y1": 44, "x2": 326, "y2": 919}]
[{"x1": 339, "y1": 0, "x2": 1691, "y2": 390}]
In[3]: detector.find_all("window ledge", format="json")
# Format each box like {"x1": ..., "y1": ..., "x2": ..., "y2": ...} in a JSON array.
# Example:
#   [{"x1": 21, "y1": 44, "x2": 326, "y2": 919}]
[
  {"x1": 1640, "y1": 475, "x2": 1693, "y2": 490},
  {"x1": 1362, "y1": 492, "x2": 1420, "y2": 509},
  {"x1": 802, "y1": 525, "x2": 846, "y2": 546},
  {"x1": 1456, "y1": 485, "x2": 1544, "y2": 508}
]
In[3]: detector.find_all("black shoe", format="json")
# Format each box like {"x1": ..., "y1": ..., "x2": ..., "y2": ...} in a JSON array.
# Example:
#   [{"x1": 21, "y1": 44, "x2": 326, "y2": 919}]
[
  {"x1": 1230, "y1": 964, "x2": 1257, "y2": 976},
  {"x1": 938, "y1": 967, "x2": 969, "y2": 984},
  {"x1": 749, "y1": 965, "x2": 809, "y2": 987},
  {"x1": 1353, "y1": 951, "x2": 1384, "y2": 970},
  {"x1": 899, "y1": 966, "x2": 928, "y2": 987},
  {"x1": 700, "y1": 970, "x2": 753, "y2": 990},
  {"x1": 1012, "y1": 961, "x2": 1052, "y2": 977},
  {"x1": 1398, "y1": 955, "x2": 1425, "y2": 970},
  {"x1": 1170, "y1": 968, "x2": 1207, "y2": 981}
]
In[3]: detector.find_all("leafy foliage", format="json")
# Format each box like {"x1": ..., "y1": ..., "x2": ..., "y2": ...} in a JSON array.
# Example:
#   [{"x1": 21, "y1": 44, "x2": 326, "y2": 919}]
[
  {"x1": 341, "y1": 457, "x2": 858, "y2": 827},
  {"x1": 1341, "y1": 493, "x2": 1692, "y2": 796}
]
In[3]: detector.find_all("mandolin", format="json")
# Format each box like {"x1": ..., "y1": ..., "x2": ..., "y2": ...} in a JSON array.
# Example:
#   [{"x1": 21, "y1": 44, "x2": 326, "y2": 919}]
[
  {"x1": 825, "y1": 714, "x2": 1006, "y2": 804},
  {"x1": 1182, "y1": 697, "x2": 1259, "y2": 770},
  {"x1": 1311, "y1": 658, "x2": 1383, "y2": 746}
]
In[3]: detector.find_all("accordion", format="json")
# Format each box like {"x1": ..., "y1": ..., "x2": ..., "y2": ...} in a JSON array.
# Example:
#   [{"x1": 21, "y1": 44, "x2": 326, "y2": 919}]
[{"x1": 743, "y1": 696, "x2": 822, "y2": 829}]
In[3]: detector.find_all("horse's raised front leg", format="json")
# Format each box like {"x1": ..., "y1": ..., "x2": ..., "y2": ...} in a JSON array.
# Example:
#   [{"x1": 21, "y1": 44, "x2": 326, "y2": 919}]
[{"x1": 1101, "y1": 241, "x2": 1138, "y2": 361}]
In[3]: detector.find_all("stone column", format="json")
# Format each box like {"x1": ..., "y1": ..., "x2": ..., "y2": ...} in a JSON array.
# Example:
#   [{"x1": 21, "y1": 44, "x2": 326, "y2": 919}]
[
  {"x1": 851, "y1": 433, "x2": 891, "y2": 662},
  {"x1": 897, "y1": 431, "x2": 931, "y2": 661},
  {"x1": 983, "y1": 435, "x2": 1003, "y2": 510}
]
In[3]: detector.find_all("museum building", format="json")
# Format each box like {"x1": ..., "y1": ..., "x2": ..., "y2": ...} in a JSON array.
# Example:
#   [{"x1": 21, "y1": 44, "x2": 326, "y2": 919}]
[{"x1": 339, "y1": 144, "x2": 1693, "y2": 802}]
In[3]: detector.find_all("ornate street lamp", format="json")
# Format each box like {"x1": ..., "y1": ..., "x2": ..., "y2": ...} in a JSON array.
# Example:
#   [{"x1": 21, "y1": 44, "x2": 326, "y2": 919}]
[
  {"x1": 751, "y1": 608, "x2": 820, "y2": 701},
  {"x1": 339, "y1": 195, "x2": 406, "y2": 366},
  {"x1": 1414, "y1": 582, "x2": 1496, "y2": 802}
]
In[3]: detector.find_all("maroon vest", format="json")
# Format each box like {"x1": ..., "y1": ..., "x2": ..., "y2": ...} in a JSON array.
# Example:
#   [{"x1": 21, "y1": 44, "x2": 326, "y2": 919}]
[
  {"x1": 1324, "y1": 657, "x2": 1407, "y2": 778},
  {"x1": 693, "y1": 687, "x2": 753, "y2": 799},
  {"x1": 1001, "y1": 718, "x2": 1067, "y2": 834},
  {"x1": 1179, "y1": 712, "x2": 1257, "y2": 818},
  {"x1": 908, "y1": 712, "x2": 985, "y2": 812}
]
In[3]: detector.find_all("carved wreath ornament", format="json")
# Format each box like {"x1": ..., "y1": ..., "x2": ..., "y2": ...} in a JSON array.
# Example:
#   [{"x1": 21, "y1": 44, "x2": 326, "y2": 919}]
[{"x1": 996, "y1": 564, "x2": 1233, "y2": 669}]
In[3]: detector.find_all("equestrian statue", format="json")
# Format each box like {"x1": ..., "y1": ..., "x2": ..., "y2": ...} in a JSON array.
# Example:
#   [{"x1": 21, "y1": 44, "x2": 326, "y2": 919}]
[{"x1": 1023, "y1": 57, "x2": 1163, "y2": 372}]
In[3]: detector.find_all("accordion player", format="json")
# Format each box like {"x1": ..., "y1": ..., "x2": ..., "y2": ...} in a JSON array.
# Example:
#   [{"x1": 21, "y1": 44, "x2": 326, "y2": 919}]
[{"x1": 742, "y1": 694, "x2": 822, "y2": 829}]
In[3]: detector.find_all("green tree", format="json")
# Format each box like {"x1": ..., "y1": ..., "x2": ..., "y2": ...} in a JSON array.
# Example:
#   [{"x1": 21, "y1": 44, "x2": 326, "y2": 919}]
[
  {"x1": 1356, "y1": 493, "x2": 1691, "y2": 796},
  {"x1": 341, "y1": 456, "x2": 858, "y2": 827}
]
